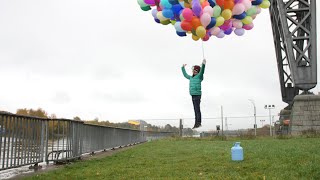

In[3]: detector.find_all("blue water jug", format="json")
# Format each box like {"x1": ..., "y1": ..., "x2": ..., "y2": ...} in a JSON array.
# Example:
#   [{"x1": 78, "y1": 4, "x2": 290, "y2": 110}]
[{"x1": 231, "y1": 142, "x2": 243, "y2": 161}]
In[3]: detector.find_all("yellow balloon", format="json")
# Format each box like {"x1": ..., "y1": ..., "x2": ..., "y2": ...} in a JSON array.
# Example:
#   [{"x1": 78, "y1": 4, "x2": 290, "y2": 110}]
[
  {"x1": 221, "y1": 9, "x2": 232, "y2": 20},
  {"x1": 241, "y1": 16, "x2": 253, "y2": 25},
  {"x1": 259, "y1": 0, "x2": 270, "y2": 9},
  {"x1": 157, "y1": 12, "x2": 167, "y2": 21},
  {"x1": 196, "y1": 26, "x2": 206, "y2": 38},
  {"x1": 192, "y1": 34, "x2": 200, "y2": 41},
  {"x1": 215, "y1": 16, "x2": 225, "y2": 27}
]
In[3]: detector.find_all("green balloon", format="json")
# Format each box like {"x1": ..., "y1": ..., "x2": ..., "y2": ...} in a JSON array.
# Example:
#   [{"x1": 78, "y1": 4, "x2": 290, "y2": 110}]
[
  {"x1": 213, "y1": 6, "x2": 222, "y2": 18},
  {"x1": 160, "y1": 19, "x2": 171, "y2": 25},
  {"x1": 140, "y1": 6, "x2": 151, "y2": 11},
  {"x1": 246, "y1": 7, "x2": 257, "y2": 16},
  {"x1": 137, "y1": 0, "x2": 148, "y2": 7}
]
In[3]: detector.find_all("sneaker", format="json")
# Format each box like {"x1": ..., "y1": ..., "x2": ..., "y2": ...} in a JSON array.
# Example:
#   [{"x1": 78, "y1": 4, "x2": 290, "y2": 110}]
[{"x1": 192, "y1": 123, "x2": 202, "y2": 129}]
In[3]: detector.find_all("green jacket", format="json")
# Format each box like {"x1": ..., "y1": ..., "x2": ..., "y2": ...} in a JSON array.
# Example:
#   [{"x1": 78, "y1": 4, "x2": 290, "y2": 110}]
[{"x1": 181, "y1": 64, "x2": 205, "y2": 96}]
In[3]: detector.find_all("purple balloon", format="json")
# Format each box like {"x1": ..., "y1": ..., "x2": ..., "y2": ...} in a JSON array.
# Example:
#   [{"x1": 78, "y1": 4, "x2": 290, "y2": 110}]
[{"x1": 234, "y1": 28, "x2": 245, "y2": 36}]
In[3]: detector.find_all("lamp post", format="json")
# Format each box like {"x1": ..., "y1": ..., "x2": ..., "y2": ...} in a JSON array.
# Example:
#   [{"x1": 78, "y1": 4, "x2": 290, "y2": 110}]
[
  {"x1": 264, "y1": 105, "x2": 275, "y2": 136},
  {"x1": 248, "y1": 99, "x2": 257, "y2": 137}
]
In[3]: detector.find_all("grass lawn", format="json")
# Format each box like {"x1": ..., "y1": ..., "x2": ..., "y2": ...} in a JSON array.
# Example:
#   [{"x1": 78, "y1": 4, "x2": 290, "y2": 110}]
[{"x1": 24, "y1": 137, "x2": 320, "y2": 179}]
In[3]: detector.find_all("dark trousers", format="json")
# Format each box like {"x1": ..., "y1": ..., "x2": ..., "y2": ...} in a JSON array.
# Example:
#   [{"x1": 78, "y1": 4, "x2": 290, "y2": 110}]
[{"x1": 192, "y1": 95, "x2": 201, "y2": 125}]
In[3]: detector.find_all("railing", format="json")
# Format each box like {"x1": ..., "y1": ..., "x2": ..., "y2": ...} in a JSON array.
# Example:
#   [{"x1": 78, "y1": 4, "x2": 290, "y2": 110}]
[{"x1": 0, "y1": 112, "x2": 176, "y2": 171}]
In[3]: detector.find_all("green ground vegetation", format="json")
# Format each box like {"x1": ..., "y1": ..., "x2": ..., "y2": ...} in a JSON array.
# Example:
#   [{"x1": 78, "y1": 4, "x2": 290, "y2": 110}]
[{"x1": 24, "y1": 137, "x2": 320, "y2": 180}]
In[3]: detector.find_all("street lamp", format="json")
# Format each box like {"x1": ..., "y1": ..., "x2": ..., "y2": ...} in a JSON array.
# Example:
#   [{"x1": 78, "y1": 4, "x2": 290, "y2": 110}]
[
  {"x1": 264, "y1": 105, "x2": 275, "y2": 136},
  {"x1": 248, "y1": 99, "x2": 257, "y2": 137}
]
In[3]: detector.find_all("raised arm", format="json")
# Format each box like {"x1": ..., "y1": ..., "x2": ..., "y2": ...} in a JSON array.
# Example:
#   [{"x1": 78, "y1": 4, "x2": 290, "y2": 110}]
[
  {"x1": 181, "y1": 64, "x2": 191, "y2": 79},
  {"x1": 198, "y1": 59, "x2": 206, "y2": 76}
]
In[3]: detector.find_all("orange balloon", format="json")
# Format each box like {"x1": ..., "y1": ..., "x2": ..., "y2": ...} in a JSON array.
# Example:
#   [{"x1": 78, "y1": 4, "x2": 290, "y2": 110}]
[
  {"x1": 224, "y1": 0, "x2": 234, "y2": 9},
  {"x1": 201, "y1": 1, "x2": 210, "y2": 8},
  {"x1": 191, "y1": 17, "x2": 202, "y2": 29}
]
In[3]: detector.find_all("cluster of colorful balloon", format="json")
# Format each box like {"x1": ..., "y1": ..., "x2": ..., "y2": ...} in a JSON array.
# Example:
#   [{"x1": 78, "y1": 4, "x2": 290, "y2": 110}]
[{"x1": 137, "y1": 0, "x2": 270, "y2": 41}]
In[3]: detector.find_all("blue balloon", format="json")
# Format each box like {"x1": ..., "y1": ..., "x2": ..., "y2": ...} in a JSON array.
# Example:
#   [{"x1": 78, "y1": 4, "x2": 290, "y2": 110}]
[
  {"x1": 233, "y1": 12, "x2": 247, "y2": 20},
  {"x1": 176, "y1": 31, "x2": 187, "y2": 37},
  {"x1": 162, "y1": 9, "x2": 174, "y2": 19},
  {"x1": 172, "y1": 4, "x2": 183, "y2": 14},
  {"x1": 154, "y1": 18, "x2": 160, "y2": 23},
  {"x1": 224, "y1": 28, "x2": 233, "y2": 35},
  {"x1": 252, "y1": 0, "x2": 263, "y2": 5},
  {"x1": 206, "y1": 17, "x2": 216, "y2": 29},
  {"x1": 208, "y1": 0, "x2": 216, "y2": 7},
  {"x1": 169, "y1": 0, "x2": 179, "y2": 5}
]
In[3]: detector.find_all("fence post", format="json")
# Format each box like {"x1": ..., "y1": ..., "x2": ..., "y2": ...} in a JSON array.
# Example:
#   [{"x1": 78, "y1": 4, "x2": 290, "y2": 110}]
[{"x1": 179, "y1": 119, "x2": 183, "y2": 137}]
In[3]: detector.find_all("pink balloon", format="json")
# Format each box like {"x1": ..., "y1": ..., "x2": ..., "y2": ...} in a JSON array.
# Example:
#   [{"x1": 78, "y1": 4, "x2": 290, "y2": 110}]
[
  {"x1": 203, "y1": 6, "x2": 213, "y2": 16},
  {"x1": 210, "y1": 27, "x2": 220, "y2": 36},
  {"x1": 243, "y1": 23, "x2": 254, "y2": 30},
  {"x1": 242, "y1": 0, "x2": 252, "y2": 10},
  {"x1": 232, "y1": 3, "x2": 245, "y2": 15},
  {"x1": 232, "y1": 19, "x2": 243, "y2": 29},
  {"x1": 200, "y1": 13, "x2": 211, "y2": 27},
  {"x1": 182, "y1": 8, "x2": 193, "y2": 21},
  {"x1": 144, "y1": 0, "x2": 156, "y2": 5}
]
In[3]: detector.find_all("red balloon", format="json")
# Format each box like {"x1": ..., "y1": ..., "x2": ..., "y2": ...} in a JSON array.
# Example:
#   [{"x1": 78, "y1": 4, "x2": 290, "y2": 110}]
[
  {"x1": 191, "y1": 17, "x2": 201, "y2": 29},
  {"x1": 216, "y1": 0, "x2": 225, "y2": 7},
  {"x1": 181, "y1": 20, "x2": 193, "y2": 31}
]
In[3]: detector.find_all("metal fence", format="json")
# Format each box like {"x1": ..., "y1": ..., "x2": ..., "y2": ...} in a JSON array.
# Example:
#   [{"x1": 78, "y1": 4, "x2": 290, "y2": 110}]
[{"x1": 0, "y1": 112, "x2": 176, "y2": 171}]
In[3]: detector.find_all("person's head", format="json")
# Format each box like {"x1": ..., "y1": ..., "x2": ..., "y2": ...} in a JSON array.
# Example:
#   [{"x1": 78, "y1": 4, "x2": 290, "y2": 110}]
[{"x1": 192, "y1": 65, "x2": 201, "y2": 75}]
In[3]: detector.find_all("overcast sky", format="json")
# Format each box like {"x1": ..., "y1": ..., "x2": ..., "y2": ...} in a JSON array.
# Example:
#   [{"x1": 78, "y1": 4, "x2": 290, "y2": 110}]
[{"x1": 0, "y1": 1, "x2": 319, "y2": 130}]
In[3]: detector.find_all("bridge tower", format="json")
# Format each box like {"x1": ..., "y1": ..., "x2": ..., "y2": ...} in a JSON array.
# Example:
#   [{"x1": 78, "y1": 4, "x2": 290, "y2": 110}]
[{"x1": 269, "y1": 0, "x2": 317, "y2": 108}]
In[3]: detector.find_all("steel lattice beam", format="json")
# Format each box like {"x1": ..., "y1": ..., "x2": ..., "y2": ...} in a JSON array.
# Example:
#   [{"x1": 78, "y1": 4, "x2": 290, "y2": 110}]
[{"x1": 269, "y1": 0, "x2": 317, "y2": 105}]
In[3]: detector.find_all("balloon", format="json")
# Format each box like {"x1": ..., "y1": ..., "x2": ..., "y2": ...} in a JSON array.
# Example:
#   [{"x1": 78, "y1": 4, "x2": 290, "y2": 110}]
[
  {"x1": 172, "y1": 4, "x2": 183, "y2": 14},
  {"x1": 232, "y1": 3, "x2": 245, "y2": 15},
  {"x1": 192, "y1": 4, "x2": 202, "y2": 17},
  {"x1": 252, "y1": 0, "x2": 263, "y2": 5},
  {"x1": 232, "y1": 19, "x2": 243, "y2": 29},
  {"x1": 202, "y1": 34, "x2": 210, "y2": 41},
  {"x1": 216, "y1": 30, "x2": 225, "y2": 38},
  {"x1": 137, "y1": 0, "x2": 148, "y2": 6},
  {"x1": 144, "y1": 0, "x2": 156, "y2": 5},
  {"x1": 233, "y1": 12, "x2": 247, "y2": 20},
  {"x1": 182, "y1": 8, "x2": 193, "y2": 21},
  {"x1": 246, "y1": 7, "x2": 257, "y2": 16},
  {"x1": 234, "y1": 28, "x2": 245, "y2": 36},
  {"x1": 203, "y1": 6, "x2": 213, "y2": 16},
  {"x1": 161, "y1": 0, "x2": 172, "y2": 8},
  {"x1": 208, "y1": 0, "x2": 216, "y2": 7},
  {"x1": 243, "y1": 23, "x2": 254, "y2": 30},
  {"x1": 259, "y1": 0, "x2": 271, "y2": 9},
  {"x1": 162, "y1": 9, "x2": 174, "y2": 18},
  {"x1": 224, "y1": 0, "x2": 234, "y2": 10},
  {"x1": 169, "y1": 0, "x2": 179, "y2": 5},
  {"x1": 192, "y1": 34, "x2": 200, "y2": 41},
  {"x1": 241, "y1": 16, "x2": 253, "y2": 24},
  {"x1": 141, "y1": 6, "x2": 151, "y2": 11},
  {"x1": 174, "y1": 21, "x2": 185, "y2": 32},
  {"x1": 151, "y1": 9, "x2": 158, "y2": 18},
  {"x1": 242, "y1": 0, "x2": 252, "y2": 10},
  {"x1": 221, "y1": 9, "x2": 232, "y2": 20},
  {"x1": 157, "y1": 11, "x2": 167, "y2": 21},
  {"x1": 210, "y1": 27, "x2": 220, "y2": 36},
  {"x1": 196, "y1": 26, "x2": 206, "y2": 38},
  {"x1": 200, "y1": 13, "x2": 211, "y2": 27},
  {"x1": 160, "y1": 19, "x2": 171, "y2": 25},
  {"x1": 213, "y1": 5, "x2": 222, "y2": 17},
  {"x1": 215, "y1": 16, "x2": 225, "y2": 26},
  {"x1": 206, "y1": 17, "x2": 217, "y2": 29},
  {"x1": 181, "y1": 20, "x2": 193, "y2": 31},
  {"x1": 191, "y1": 17, "x2": 202, "y2": 29},
  {"x1": 176, "y1": 31, "x2": 187, "y2": 36},
  {"x1": 216, "y1": 0, "x2": 225, "y2": 7},
  {"x1": 224, "y1": 28, "x2": 233, "y2": 35}
]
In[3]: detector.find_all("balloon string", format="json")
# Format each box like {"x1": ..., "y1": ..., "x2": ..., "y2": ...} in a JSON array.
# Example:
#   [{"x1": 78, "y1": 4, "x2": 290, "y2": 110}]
[{"x1": 201, "y1": 41, "x2": 205, "y2": 59}]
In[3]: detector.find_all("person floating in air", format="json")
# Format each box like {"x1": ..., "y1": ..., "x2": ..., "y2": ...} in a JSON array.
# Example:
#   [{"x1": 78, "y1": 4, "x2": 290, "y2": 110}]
[{"x1": 181, "y1": 59, "x2": 206, "y2": 129}]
